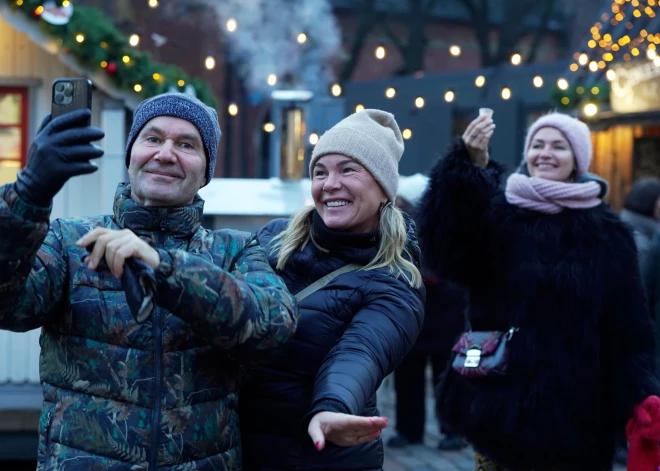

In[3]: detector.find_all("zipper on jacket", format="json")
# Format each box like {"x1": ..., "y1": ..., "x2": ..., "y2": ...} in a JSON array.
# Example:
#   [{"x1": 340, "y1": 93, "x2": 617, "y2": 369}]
[
  {"x1": 44, "y1": 410, "x2": 53, "y2": 468},
  {"x1": 149, "y1": 226, "x2": 166, "y2": 470}
]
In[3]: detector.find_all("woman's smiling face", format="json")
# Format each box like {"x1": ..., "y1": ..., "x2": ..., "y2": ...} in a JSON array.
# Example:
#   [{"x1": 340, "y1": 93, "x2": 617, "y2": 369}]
[
  {"x1": 526, "y1": 127, "x2": 576, "y2": 182},
  {"x1": 311, "y1": 154, "x2": 387, "y2": 233}
]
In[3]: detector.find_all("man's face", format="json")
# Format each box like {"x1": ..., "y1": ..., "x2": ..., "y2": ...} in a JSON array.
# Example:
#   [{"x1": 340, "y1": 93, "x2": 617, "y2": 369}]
[{"x1": 128, "y1": 116, "x2": 206, "y2": 207}]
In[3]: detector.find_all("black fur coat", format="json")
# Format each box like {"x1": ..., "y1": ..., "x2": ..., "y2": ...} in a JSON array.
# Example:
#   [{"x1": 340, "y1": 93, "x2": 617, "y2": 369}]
[{"x1": 417, "y1": 138, "x2": 660, "y2": 471}]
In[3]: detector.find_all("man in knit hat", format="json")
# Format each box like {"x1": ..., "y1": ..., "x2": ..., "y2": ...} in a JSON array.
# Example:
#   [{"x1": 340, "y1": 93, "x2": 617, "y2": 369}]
[{"x1": 0, "y1": 92, "x2": 298, "y2": 470}]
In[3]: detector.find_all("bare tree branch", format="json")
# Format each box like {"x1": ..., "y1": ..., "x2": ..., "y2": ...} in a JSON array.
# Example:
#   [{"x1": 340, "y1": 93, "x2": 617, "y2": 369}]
[
  {"x1": 339, "y1": 0, "x2": 382, "y2": 82},
  {"x1": 526, "y1": 0, "x2": 559, "y2": 63}
]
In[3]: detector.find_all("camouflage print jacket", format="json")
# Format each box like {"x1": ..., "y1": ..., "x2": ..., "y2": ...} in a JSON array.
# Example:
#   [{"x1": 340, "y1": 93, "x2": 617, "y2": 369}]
[{"x1": 0, "y1": 182, "x2": 298, "y2": 471}]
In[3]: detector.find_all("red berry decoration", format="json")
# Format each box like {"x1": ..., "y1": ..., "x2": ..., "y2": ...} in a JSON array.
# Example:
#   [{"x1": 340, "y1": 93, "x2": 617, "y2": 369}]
[{"x1": 106, "y1": 62, "x2": 118, "y2": 75}]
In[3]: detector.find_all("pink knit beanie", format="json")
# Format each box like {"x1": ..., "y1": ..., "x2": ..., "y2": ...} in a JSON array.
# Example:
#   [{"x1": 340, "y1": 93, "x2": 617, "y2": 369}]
[{"x1": 523, "y1": 112, "x2": 593, "y2": 176}]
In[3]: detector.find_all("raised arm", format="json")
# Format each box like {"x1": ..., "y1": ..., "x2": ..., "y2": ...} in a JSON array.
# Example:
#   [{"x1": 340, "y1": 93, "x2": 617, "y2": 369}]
[
  {"x1": 417, "y1": 116, "x2": 503, "y2": 287},
  {"x1": 0, "y1": 185, "x2": 67, "y2": 331}
]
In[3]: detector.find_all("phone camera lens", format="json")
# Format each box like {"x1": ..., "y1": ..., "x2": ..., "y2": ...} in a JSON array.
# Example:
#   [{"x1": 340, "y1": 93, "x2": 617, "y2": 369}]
[
  {"x1": 54, "y1": 94, "x2": 64, "y2": 104},
  {"x1": 55, "y1": 83, "x2": 65, "y2": 93},
  {"x1": 63, "y1": 87, "x2": 73, "y2": 97}
]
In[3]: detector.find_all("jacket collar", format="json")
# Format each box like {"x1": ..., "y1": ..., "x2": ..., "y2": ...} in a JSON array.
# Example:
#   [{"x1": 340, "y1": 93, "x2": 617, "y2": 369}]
[{"x1": 112, "y1": 182, "x2": 203, "y2": 239}]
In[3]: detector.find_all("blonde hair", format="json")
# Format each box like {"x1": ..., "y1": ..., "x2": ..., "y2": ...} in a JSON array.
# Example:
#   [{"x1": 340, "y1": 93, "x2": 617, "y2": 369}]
[{"x1": 272, "y1": 204, "x2": 422, "y2": 288}]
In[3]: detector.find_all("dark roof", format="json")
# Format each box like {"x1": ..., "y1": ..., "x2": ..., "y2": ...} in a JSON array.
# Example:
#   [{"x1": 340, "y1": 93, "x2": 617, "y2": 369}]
[
  {"x1": 330, "y1": 0, "x2": 565, "y2": 29},
  {"x1": 565, "y1": 2, "x2": 660, "y2": 85}
]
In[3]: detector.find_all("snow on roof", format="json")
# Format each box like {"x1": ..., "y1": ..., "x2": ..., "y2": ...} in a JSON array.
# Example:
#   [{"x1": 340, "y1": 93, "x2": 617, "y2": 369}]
[{"x1": 198, "y1": 177, "x2": 313, "y2": 216}]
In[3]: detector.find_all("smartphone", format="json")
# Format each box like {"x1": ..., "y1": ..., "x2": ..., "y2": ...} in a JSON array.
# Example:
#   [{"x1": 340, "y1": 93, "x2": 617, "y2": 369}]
[{"x1": 51, "y1": 78, "x2": 92, "y2": 124}]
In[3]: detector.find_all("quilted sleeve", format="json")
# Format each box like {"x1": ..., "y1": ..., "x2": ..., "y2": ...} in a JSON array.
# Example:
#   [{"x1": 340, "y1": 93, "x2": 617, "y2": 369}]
[
  {"x1": 0, "y1": 184, "x2": 67, "y2": 332},
  {"x1": 154, "y1": 233, "x2": 299, "y2": 364},
  {"x1": 304, "y1": 275, "x2": 424, "y2": 420}
]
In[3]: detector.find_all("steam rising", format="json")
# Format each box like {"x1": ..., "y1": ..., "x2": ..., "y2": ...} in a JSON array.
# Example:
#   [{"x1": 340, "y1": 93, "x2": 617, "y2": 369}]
[{"x1": 203, "y1": 0, "x2": 342, "y2": 93}]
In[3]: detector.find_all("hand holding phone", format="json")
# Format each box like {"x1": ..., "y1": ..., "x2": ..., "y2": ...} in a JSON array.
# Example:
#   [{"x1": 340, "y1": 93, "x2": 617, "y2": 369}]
[{"x1": 14, "y1": 79, "x2": 104, "y2": 207}]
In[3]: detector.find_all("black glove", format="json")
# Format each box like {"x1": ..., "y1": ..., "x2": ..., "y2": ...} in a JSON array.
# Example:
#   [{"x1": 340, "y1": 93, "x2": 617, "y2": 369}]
[{"x1": 15, "y1": 109, "x2": 105, "y2": 207}]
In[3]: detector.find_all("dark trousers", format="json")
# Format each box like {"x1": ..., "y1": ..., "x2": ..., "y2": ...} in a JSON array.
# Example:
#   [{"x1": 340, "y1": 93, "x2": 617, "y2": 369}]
[{"x1": 393, "y1": 352, "x2": 447, "y2": 441}]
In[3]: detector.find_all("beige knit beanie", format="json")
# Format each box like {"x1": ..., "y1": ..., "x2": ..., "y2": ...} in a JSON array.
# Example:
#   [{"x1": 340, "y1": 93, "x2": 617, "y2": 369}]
[{"x1": 309, "y1": 109, "x2": 404, "y2": 201}]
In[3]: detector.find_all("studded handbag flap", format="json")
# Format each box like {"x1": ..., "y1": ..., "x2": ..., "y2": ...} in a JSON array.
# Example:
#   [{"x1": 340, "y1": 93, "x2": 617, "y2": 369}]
[{"x1": 450, "y1": 328, "x2": 518, "y2": 378}]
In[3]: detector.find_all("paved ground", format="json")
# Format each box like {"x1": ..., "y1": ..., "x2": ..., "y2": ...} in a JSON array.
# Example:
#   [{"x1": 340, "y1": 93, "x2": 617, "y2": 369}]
[{"x1": 376, "y1": 375, "x2": 627, "y2": 471}]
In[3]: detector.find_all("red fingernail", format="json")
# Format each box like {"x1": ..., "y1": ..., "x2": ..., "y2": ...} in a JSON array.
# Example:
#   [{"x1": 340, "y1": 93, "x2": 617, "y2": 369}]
[{"x1": 315, "y1": 441, "x2": 321, "y2": 450}]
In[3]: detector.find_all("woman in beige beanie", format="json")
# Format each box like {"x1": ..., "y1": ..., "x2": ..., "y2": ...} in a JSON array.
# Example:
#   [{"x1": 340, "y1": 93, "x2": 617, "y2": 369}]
[{"x1": 239, "y1": 109, "x2": 425, "y2": 471}]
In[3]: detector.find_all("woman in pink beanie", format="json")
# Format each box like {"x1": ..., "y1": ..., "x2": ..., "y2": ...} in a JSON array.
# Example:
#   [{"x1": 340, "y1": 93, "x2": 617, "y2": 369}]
[{"x1": 417, "y1": 111, "x2": 660, "y2": 470}]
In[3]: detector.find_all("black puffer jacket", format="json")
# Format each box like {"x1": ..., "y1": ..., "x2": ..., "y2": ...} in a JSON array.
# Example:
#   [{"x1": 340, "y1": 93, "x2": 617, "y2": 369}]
[
  {"x1": 240, "y1": 212, "x2": 425, "y2": 471},
  {"x1": 418, "y1": 139, "x2": 660, "y2": 471}
]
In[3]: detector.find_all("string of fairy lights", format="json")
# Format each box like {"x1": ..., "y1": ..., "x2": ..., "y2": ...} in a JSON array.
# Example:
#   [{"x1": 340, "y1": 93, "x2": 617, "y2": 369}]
[
  {"x1": 19, "y1": 0, "x2": 654, "y2": 137},
  {"x1": 555, "y1": 0, "x2": 658, "y2": 116}
]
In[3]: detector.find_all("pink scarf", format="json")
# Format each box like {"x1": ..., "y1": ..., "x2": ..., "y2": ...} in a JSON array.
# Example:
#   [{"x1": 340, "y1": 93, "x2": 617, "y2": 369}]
[{"x1": 505, "y1": 174, "x2": 602, "y2": 214}]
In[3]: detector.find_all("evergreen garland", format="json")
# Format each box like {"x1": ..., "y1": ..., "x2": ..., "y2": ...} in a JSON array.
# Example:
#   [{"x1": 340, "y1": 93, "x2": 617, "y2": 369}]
[
  {"x1": 2, "y1": 0, "x2": 217, "y2": 107},
  {"x1": 550, "y1": 81, "x2": 610, "y2": 112}
]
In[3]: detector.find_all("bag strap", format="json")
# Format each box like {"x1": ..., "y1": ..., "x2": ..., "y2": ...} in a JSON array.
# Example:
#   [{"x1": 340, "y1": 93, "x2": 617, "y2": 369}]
[{"x1": 295, "y1": 263, "x2": 363, "y2": 302}]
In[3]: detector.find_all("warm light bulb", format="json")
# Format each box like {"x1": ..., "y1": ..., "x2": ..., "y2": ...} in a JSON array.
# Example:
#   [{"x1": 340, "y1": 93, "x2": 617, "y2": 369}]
[
  {"x1": 385, "y1": 87, "x2": 396, "y2": 98},
  {"x1": 589, "y1": 61, "x2": 598, "y2": 71},
  {"x1": 402, "y1": 129, "x2": 412, "y2": 140},
  {"x1": 331, "y1": 83, "x2": 342, "y2": 97},
  {"x1": 583, "y1": 103, "x2": 598, "y2": 117},
  {"x1": 122, "y1": 55, "x2": 131, "y2": 63},
  {"x1": 148, "y1": 0, "x2": 159, "y2": 7},
  {"x1": 355, "y1": 104, "x2": 365, "y2": 113},
  {"x1": 501, "y1": 87, "x2": 511, "y2": 100},
  {"x1": 101, "y1": 61, "x2": 108, "y2": 68},
  {"x1": 177, "y1": 79, "x2": 185, "y2": 87},
  {"x1": 415, "y1": 97, "x2": 425, "y2": 108},
  {"x1": 444, "y1": 90, "x2": 455, "y2": 102},
  {"x1": 134, "y1": 84, "x2": 142, "y2": 92},
  {"x1": 449, "y1": 45, "x2": 461, "y2": 56},
  {"x1": 297, "y1": 33, "x2": 307, "y2": 44},
  {"x1": 533, "y1": 76, "x2": 543, "y2": 87},
  {"x1": 511, "y1": 53, "x2": 522, "y2": 65},
  {"x1": 205, "y1": 56, "x2": 216, "y2": 70},
  {"x1": 267, "y1": 74, "x2": 277, "y2": 86},
  {"x1": 606, "y1": 69, "x2": 616, "y2": 80},
  {"x1": 263, "y1": 123, "x2": 275, "y2": 133},
  {"x1": 557, "y1": 78, "x2": 569, "y2": 90},
  {"x1": 228, "y1": 104, "x2": 239, "y2": 116},
  {"x1": 475, "y1": 75, "x2": 486, "y2": 87},
  {"x1": 309, "y1": 133, "x2": 319, "y2": 145},
  {"x1": 75, "y1": 34, "x2": 85, "y2": 43},
  {"x1": 129, "y1": 34, "x2": 140, "y2": 47},
  {"x1": 152, "y1": 73, "x2": 161, "y2": 81},
  {"x1": 648, "y1": 48, "x2": 657, "y2": 60},
  {"x1": 62, "y1": 0, "x2": 70, "y2": 6},
  {"x1": 579, "y1": 53, "x2": 588, "y2": 65},
  {"x1": 375, "y1": 46, "x2": 386, "y2": 59},
  {"x1": 226, "y1": 18, "x2": 237, "y2": 32}
]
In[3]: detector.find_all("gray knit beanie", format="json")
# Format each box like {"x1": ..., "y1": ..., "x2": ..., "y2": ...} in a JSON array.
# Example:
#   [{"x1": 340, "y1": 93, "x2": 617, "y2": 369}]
[
  {"x1": 125, "y1": 92, "x2": 221, "y2": 186},
  {"x1": 309, "y1": 109, "x2": 404, "y2": 201}
]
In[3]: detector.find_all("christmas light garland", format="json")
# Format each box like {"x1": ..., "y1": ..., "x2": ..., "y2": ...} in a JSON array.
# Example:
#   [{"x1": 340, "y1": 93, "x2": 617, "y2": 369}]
[{"x1": 2, "y1": 0, "x2": 217, "y2": 107}]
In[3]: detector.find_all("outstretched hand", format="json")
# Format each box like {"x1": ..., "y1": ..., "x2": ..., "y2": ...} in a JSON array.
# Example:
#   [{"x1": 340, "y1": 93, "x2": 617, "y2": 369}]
[{"x1": 307, "y1": 411, "x2": 389, "y2": 451}]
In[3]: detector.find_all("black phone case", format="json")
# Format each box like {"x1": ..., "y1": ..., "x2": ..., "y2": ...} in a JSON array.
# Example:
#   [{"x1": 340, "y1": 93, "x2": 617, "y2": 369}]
[{"x1": 51, "y1": 78, "x2": 92, "y2": 124}]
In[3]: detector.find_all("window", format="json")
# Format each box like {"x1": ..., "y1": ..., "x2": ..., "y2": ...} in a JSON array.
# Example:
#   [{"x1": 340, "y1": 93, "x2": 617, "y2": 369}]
[{"x1": 0, "y1": 88, "x2": 28, "y2": 186}]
